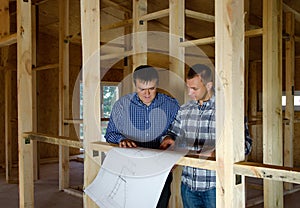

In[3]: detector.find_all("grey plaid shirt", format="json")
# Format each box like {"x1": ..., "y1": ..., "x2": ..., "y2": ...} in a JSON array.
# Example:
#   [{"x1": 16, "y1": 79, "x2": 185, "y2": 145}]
[{"x1": 167, "y1": 95, "x2": 252, "y2": 191}]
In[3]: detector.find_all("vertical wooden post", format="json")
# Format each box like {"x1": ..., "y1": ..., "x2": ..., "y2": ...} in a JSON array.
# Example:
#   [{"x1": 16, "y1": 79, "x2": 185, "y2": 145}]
[
  {"x1": 31, "y1": 2, "x2": 39, "y2": 181},
  {"x1": 121, "y1": 11, "x2": 133, "y2": 96},
  {"x1": 215, "y1": 0, "x2": 245, "y2": 207},
  {"x1": 262, "y1": 0, "x2": 283, "y2": 207},
  {"x1": 1, "y1": 0, "x2": 12, "y2": 183},
  {"x1": 80, "y1": 0, "x2": 101, "y2": 207},
  {"x1": 244, "y1": 0, "x2": 250, "y2": 117},
  {"x1": 249, "y1": 62, "x2": 258, "y2": 162},
  {"x1": 5, "y1": 68, "x2": 12, "y2": 182},
  {"x1": 168, "y1": 0, "x2": 185, "y2": 206},
  {"x1": 0, "y1": 0, "x2": 9, "y2": 67},
  {"x1": 132, "y1": 0, "x2": 147, "y2": 69},
  {"x1": 17, "y1": 0, "x2": 34, "y2": 207},
  {"x1": 169, "y1": 0, "x2": 185, "y2": 104},
  {"x1": 58, "y1": 0, "x2": 70, "y2": 191},
  {"x1": 284, "y1": 12, "x2": 294, "y2": 191}
]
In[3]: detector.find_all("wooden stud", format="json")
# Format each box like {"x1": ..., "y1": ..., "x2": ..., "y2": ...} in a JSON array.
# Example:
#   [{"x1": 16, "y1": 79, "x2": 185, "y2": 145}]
[
  {"x1": 121, "y1": 11, "x2": 133, "y2": 96},
  {"x1": 284, "y1": 12, "x2": 295, "y2": 191},
  {"x1": 249, "y1": 62, "x2": 258, "y2": 162},
  {"x1": 132, "y1": 0, "x2": 147, "y2": 69},
  {"x1": 169, "y1": 0, "x2": 185, "y2": 104},
  {"x1": 262, "y1": 0, "x2": 284, "y2": 207},
  {"x1": 80, "y1": 0, "x2": 101, "y2": 207},
  {"x1": 58, "y1": 0, "x2": 70, "y2": 191},
  {"x1": 1, "y1": 0, "x2": 12, "y2": 183},
  {"x1": 5, "y1": 68, "x2": 12, "y2": 182},
  {"x1": 17, "y1": 0, "x2": 34, "y2": 207},
  {"x1": 245, "y1": 0, "x2": 250, "y2": 126},
  {"x1": 169, "y1": 0, "x2": 185, "y2": 206},
  {"x1": 0, "y1": 0, "x2": 9, "y2": 67},
  {"x1": 215, "y1": 0, "x2": 245, "y2": 207},
  {"x1": 31, "y1": 3, "x2": 39, "y2": 181}
]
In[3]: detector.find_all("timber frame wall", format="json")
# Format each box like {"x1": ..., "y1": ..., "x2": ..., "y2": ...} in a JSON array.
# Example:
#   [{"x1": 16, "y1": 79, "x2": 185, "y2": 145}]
[{"x1": 0, "y1": 0, "x2": 299, "y2": 207}]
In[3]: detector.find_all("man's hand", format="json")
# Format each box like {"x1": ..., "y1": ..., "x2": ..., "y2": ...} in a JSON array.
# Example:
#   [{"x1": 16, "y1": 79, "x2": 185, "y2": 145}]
[
  {"x1": 119, "y1": 139, "x2": 137, "y2": 148},
  {"x1": 160, "y1": 136, "x2": 175, "y2": 150}
]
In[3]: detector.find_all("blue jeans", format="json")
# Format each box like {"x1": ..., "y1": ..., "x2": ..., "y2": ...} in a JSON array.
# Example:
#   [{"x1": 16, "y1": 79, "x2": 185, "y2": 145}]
[{"x1": 181, "y1": 182, "x2": 216, "y2": 208}]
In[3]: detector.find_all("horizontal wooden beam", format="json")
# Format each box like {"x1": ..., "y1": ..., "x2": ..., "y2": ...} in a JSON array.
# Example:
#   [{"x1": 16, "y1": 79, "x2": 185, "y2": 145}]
[
  {"x1": 234, "y1": 162, "x2": 300, "y2": 184},
  {"x1": 0, "y1": 33, "x2": 17, "y2": 48},
  {"x1": 23, "y1": 132, "x2": 82, "y2": 148},
  {"x1": 63, "y1": 118, "x2": 108, "y2": 124},
  {"x1": 179, "y1": 29, "x2": 262, "y2": 47},
  {"x1": 63, "y1": 188, "x2": 83, "y2": 198},
  {"x1": 90, "y1": 141, "x2": 217, "y2": 170},
  {"x1": 33, "y1": 63, "x2": 59, "y2": 71},
  {"x1": 245, "y1": 28, "x2": 263, "y2": 37},
  {"x1": 177, "y1": 156, "x2": 216, "y2": 171},
  {"x1": 185, "y1": 9, "x2": 215, "y2": 22},
  {"x1": 179, "y1": 36, "x2": 215, "y2": 47},
  {"x1": 22, "y1": 133, "x2": 300, "y2": 185},
  {"x1": 64, "y1": 119, "x2": 83, "y2": 124},
  {"x1": 140, "y1": 9, "x2": 169, "y2": 22}
]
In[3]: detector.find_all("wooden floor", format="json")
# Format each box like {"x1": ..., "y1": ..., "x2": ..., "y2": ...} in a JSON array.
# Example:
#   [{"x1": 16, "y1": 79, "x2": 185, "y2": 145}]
[{"x1": 1, "y1": 160, "x2": 300, "y2": 207}]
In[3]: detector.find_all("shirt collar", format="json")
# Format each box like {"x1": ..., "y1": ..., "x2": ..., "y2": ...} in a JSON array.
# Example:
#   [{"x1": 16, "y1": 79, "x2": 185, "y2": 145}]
[{"x1": 132, "y1": 93, "x2": 160, "y2": 107}]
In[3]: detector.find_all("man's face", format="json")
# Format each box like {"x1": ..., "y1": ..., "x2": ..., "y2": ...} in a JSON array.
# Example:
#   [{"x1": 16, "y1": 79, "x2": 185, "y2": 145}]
[
  {"x1": 135, "y1": 79, "x2": 157, "y2": 106},
  {"x1": 186, "y1": 75, "x2": 210, "y2": 102}
]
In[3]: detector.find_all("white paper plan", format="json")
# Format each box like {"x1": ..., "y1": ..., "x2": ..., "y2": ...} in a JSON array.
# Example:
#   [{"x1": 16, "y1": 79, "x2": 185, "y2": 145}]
[{"x1": 84, "y1": 147, "x2": 186, "y2": 208}]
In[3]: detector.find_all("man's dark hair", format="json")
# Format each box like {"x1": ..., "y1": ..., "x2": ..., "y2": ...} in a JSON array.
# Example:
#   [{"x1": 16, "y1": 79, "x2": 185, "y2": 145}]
[
  {"x1": 187, "y1": 64, "x2": 213, "y2": 85},
  {"x1": 133, "y1": 65, "x2": 159, "y2": 85}
]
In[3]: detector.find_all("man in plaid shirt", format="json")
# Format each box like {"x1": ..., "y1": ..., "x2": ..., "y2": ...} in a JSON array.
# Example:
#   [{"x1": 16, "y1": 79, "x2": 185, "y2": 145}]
[{"x1": 160, "y1": 64, "x2": 252, "y2": 208}]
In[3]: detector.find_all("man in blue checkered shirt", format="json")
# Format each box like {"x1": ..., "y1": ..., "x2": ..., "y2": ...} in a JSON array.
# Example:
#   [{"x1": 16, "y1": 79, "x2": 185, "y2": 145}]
[
  {"x1": 105, "y1": 65, "x2": 180, "y2": 208},
  {"x1": 160, "y1": 64, "x2": 252, "y2": 208}
]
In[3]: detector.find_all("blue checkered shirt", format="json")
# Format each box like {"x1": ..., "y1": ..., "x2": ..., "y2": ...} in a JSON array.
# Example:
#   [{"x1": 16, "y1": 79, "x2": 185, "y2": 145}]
[
  {"x1": 105, "y1": 93, "x2": 180, "y2": 149},
  {"x1": 167, "y1": 96, "x2": 252, "y2": 191}
]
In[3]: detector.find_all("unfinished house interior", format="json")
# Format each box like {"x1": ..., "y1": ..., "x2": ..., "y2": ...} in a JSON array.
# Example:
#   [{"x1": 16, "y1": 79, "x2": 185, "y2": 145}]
[{"x1": 1, "y1": 0, "x2": 300, "y2": 207}]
